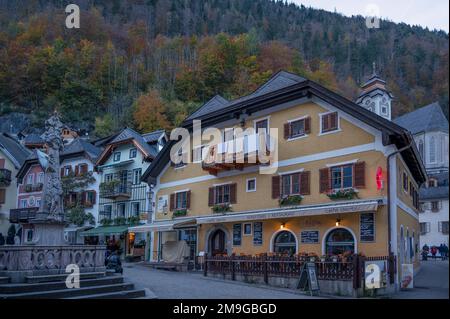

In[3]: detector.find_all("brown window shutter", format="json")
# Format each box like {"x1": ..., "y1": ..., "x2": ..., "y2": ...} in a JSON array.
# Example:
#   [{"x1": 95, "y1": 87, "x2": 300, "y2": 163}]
[
  {"x1": 0, "y1": 158, "x2": 5, "y2": 169},
  {"x1": 322, "y1": 114, "x2": 328, "y2": 132},
  {"x1": 60, "y1": 167, "x2": 64, "y2": 177},
  {"x1": 354, "y1": 161, "x2": 365, "y2": 188},
  {"x1": 330, "y1": 112, "x2": 338, "y2": 130},
  {"x1": 272, "y1": 176, "x2": 280, "y2": 199},
  {"x1": 304, "y1": 117, "x2": 311, "y2": 134},
  {"x1": 169, "y1": 193, "x2": 175, "y2": 211},
  {"x1": 283, "y1": 123, "x2": 291, "y2": 139},
  {"x1": 74, "y1": 165, "x2": 79, "y2": 176},
  {"x1": 80, "y1": 192, "x2": 86, "y2": 206},
  {"x1": 92, "y1": 190, "x2": 97, "y2": 204},
  {"x1": 208, "y1": 187, "x2": 215, "y2": 206},
  {"x1": 0, "y1": 189, "x2": 5, "y2": 204},
  {"x1": 186, "y1": 191, "x2": 191, "y2": 209},
  {"x1": 319, "y1": 168, "x2": 330, "y2": 193},
  {"x1": 300, "y1": 171, "x2": 310, "y2": 195},
  {"x1": 230, "y1": 183, "x2": 237, "y2": 204}
]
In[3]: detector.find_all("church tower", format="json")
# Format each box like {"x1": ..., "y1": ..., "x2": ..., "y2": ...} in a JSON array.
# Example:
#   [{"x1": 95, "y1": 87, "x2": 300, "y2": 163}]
[{"x1": 355, "y1": 63, "x2": 393, "y2": 121}]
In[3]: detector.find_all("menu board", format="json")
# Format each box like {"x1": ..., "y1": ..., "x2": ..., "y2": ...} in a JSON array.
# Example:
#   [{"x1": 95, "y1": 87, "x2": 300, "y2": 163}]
[
  {"x1": 253, "y1": 222, "x2": 263, "y2": 245},
  {"x1": 233, "y1": 224, "x2": 242, "y2": 246},
  {"x1": 360, "y1": 213, "x2": 375, "y2": 242},
  {"x1": 301, "y1": 231, "x2": 319, "y2": 244}
]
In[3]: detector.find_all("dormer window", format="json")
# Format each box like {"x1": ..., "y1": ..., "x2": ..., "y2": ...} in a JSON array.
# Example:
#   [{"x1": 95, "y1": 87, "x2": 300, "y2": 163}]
[
  {"x1": 129, "y1": 148, "x2": 137, "y2": 159},
  {"x1": 428, "y1": 179, "x2": 437, "y2": 188}
]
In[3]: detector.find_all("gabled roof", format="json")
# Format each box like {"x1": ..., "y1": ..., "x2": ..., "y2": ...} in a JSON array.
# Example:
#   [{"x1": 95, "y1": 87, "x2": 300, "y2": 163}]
[
  {"x1": 16, "y1": 149, "x2": 41, "y2": 181},
  {"x1": 23, "y1": 133, "x2": 44, "y2": 145},
  {"x1": 186, "y1": 71, "x2": 306, "y2": 121},
  {"x1": 142, "y1": 129, "x2": 166, "y2": 143},
  {"x1": 96, "y1": 127, "x2": 161, "y2": 165},
  {"x1": 60, "y1": 138, "x2": 102, "y2": 162},
  {"x1": 419, "y1": 172, "x2": 449, "y2": 200},
  {"x1": 393, "y1": 102, "x2": 448, "y2": 134},
  {"x1": 142, "y1": 70, "x2": 427, "y2": 186},
  {"x1": 0, "y1": 133, "x2": 31, "y2": 168}
]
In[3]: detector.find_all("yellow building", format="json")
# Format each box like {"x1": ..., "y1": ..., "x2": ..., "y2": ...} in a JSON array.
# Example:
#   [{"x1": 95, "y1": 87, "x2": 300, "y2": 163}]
[{"x1": 135, "y1": 71, "x2": 426, "y2": 288}]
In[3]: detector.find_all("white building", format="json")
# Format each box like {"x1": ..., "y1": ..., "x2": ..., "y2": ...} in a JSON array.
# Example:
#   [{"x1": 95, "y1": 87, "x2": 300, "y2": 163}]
[
  {"x1": 59, "y1": 138, "x2": 102, "y2": 244},
  {"x1": 394, "y1": 102, "x2": 449, "y2": 248}
]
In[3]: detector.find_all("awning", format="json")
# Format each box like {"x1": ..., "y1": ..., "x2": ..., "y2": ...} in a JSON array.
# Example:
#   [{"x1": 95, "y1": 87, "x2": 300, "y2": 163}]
[
  {"x1": 128, "y1": 218, "x2": 198, "y2": 233},
  {"x1": 64, "y1": 226, "x2": 92, "y2": 233},
  {"x1": 196, "y1": 198, "x2": 384, "y2": 224},
  {"x1": 79, "y1": 225, "x2": 129, "y2": 236}
]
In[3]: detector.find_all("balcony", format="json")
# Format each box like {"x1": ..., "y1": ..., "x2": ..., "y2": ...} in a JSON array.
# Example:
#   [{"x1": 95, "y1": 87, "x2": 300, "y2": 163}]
[
  {"x1": 0, "y1": 168, "x2": 12, "y2": 187},
  {"x1": 24, "y1": 183, "x2": 43, "y2": 193},
  {"x1": 99, "y1": 181, "x2": 132, "y2": 200},
  {"x1": 202, "y1": 133, "x2": 275, "y2": 175},
  {"x1": 9, "y1": 207, "x2": 39, "y2": 223}
]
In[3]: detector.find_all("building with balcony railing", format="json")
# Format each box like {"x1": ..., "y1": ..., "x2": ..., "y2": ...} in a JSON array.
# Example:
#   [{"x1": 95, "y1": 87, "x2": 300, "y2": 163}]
[
  {"x1": 0, "y1": 133, "x2": 30, "y2": 236},
  {"x1": 79, "y1": 128, "x2": 166, "y2": 260}
]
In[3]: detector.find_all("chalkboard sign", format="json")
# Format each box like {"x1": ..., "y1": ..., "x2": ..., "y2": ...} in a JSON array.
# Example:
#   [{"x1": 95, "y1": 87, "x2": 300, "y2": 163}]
[
  {"x1": 233, "y1": 224, "x2": 242, "y2": 246},
  {"x1": 301, "y1": 231, "x2": 319, "y2": 243},
  {"x1": 297, "y1": 263, "x2": 320, "y2": 295},
  {"x1": 253, "y1": 222, "x2": 263, "y2": 245},
  {"x1": 360, "y1": 213, "x2": 375, "y2": 242}
]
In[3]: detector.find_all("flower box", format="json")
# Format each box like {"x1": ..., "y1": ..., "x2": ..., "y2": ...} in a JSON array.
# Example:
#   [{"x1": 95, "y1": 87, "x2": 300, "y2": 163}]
[
  {"x1": 173, "y1": 209, "x2": 188, "y2": 217},
  {"x1": 279, "y1": 195, "x2": 303, "y2": 206},
  {"x1": 212, "y1": 203, "x2": 232, "y2": 213},
  {"x1": 326, "y1": 188, "x2": 358, "y2": 200}
]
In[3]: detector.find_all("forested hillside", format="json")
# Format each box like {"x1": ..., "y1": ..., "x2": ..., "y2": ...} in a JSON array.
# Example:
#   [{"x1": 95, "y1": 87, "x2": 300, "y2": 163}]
[{"x1": 0, "y1": 0, "x2": 448, "y2": 137}]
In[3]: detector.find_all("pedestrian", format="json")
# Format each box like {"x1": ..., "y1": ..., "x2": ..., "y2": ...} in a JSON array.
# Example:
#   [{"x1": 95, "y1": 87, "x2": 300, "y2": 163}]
[
  {"x1": 439, "y1": 244, "x2": 444, "y2": 260},
  {"x1": 422, "y1": 244, "x2": 429, "y2": 261},
  {"x1": 0, "y1": 233, "x2": 4, "y2": 246},
  {"x1": 431, "y1": 246, "x2": 438, "y2": 259},
  {"x1": 442, "y1": 244, "x2": 448, "y2": 261}
]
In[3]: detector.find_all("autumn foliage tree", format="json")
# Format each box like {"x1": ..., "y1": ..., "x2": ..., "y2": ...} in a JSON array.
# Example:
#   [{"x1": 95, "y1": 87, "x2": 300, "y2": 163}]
[{"x1": 133, "y1": 90, "x2": 171, "y2": 133}]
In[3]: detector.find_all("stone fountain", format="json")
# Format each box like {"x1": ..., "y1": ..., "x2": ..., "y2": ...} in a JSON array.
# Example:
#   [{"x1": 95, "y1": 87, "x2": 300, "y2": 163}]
[{"x1": 0, "y1": 113, "x2": 106, "y2": 283}]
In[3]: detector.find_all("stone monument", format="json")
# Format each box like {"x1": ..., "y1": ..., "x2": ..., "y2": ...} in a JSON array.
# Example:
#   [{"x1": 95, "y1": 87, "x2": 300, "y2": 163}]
[{"x1": 31, "y1": 112, "x2": 67, "y2": 245}]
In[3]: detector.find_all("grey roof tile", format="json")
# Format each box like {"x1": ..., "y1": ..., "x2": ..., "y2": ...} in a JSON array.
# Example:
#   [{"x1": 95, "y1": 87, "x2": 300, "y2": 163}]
[
  {"x1": 61, "y1": 138, "x2": 102, "y2": 161},
  {"x1": 0, "y1": 133, "x2": 31, "y2": 167},
  {"x1": 142, "y1": 130, "x2": 165, "y2": 143},
  {"x1": 186, "y1": 70, "x2": 306, "y2": 121},
  {"x1": 394, "y1": 102, "x2": 448, "y2": 134}
]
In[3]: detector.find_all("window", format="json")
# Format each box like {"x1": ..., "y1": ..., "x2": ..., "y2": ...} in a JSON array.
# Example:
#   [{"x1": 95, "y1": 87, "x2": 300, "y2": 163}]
[
  {"x1": 86, "y1": 191, "x2": 96, "y2": 205},
  {"x1": 285, "y1": 117, "x2": 311, "y2": 139},
  {"x1": 439, "y1": 221, "x2": 449, "y2": 234},
  {"x1": 36, "y1": 198, "x2": 41, "y2": 208},
  {"x1": 77, "y1": 164, "x2": 88, "y2": 176},
  {"x1": 26, "y1": 229, "x2": 34, "y2": 243},
  {"x1": 37, "y1": 172, "x2": 44, "y2": 184},
  {"x1": 420, "y1": 222, "x2": 430, "y2": 235},
  {"x1": 243, "y1": 223, "x2": 252, "y2": 235},
  {"x1": 246, "y1": 178, "x2": 256, "y2": 192},
  {"x1": 193, "y1": 145, "x2": 205, "y2": 163},
  {"x1": 331, "y1": 165, "x2": 353, "y2": 189},
  {"x1": 428, "y1": 179, "x2": 437, "y2": 187},
  {"x1": 132, "y1": 169, "x2": 142, "y2": 185},
  {"x1": 131, "y1": 202, "x2": 140, "y2": 216},
  {"x1": 26, "y1": 173, "x2": 34, "y2": 185},
  {"x1": 321, "y1": 112, "x2": 338, "y2": 133},
  {"x1": 117, "y1": 203, "x2": 126, "y2": 217},
  {"x1": 105, "y1": 174, "x2": 113, "y2": 182},
  {"x1": 173, "y1": 148, "x2": 187, "y2": 168},
  {"x1": 429, "y1": 136, "x2": 436, "y2": 163},
  {"x1": 63, "y1": 166, "x2": 72, "y2": 177},
  {"x1": 325, "y1": 228, "x2": 355, "y2": 255},
  {"x1": 431, "y1": 201, "x2": 440, "y2": 212},
  {"x1": 20, "y1": 199, "x2": 27, "y2": 208},
  {"x1": 215, "y1": 184, "x2": 231, "y2": 204},
  {"x1": 103, "y1": 205, "x2": 112, "y2": 219},
  {"x1": 409, "y1": 182, "x2": 413, "y2": 197},
  {"x1": 175, "y1": 191, "x2": 188, "y2": 209},
  {"x1": 282, "y1": 173, "x2": 300, "y2": 195},
  {"x1": 113, "y1": 152, "x2": 121, "y2": 162},
  {"x1": 129, "y1": 148, "x2": 137, "y2": 159},
  {"x1": 402, "y1": 172, "x2": 408, "y2": 192},
  {"x1": 273, "y1": 231, "x2": 296, "y2": 256}
]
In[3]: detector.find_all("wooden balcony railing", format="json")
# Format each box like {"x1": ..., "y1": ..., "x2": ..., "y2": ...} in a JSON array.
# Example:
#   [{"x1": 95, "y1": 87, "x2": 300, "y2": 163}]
[
  {"x1": 9, "y1": 207, "x2": 39, "y2": 223},
  {"x1": 99, "y1": 181, "x2": 132, "y2": 199}
]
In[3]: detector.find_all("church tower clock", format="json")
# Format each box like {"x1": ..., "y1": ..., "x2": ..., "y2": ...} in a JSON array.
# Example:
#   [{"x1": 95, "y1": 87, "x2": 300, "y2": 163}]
[{"x1": 355, "y1": 63, "x2": 394, "y2": 121}]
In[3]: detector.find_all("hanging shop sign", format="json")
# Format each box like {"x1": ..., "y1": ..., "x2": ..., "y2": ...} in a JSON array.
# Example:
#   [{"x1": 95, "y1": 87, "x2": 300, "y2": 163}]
[
  {"x1": 360, "y1": 212, "x2": 375, "y2": 242},
  {"x1": 301, "y1": 230, "x2": 319, "y2": 244}
]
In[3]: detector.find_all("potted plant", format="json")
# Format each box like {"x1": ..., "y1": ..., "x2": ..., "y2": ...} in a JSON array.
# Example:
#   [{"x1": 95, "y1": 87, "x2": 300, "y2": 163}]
[
  {"x1": 320, "y1": 255, "x2": 327, "y2": 262},
  {"x1": 114, "y1": 217, "x2": 126, "y2": 225},
  {"x1": 100, "y1": 218, "x2": 112, "y2": 226},
  {"x1": 173, "y1": 209, "x2": 188, "y2": 218},
  {"x1": 212, "y1": 203, "x2": 232, "y2": 213}
]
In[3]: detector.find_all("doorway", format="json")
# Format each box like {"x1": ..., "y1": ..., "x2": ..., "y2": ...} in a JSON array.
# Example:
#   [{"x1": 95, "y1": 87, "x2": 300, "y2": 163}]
[{"x1": 210, "y1": 229, "x2": 226, "y2": 256}]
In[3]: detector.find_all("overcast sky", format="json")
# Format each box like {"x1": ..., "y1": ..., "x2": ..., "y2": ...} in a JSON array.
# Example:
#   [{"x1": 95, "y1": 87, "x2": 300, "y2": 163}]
[{"x1": 290, "y1": 0, "x2": 449, "y2": 32}]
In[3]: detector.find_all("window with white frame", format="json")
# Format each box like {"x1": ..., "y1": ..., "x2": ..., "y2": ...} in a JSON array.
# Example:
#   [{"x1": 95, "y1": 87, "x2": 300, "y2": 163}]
[
  {"x1": 439, "y1": 221, "x2": 449, "y2": 234},
  {"x1": 131, "y1": 202, "x2": 140, "y2": 216},
  {"x1": 26, "y1": 173, "x2": 34, "y2": 185},
  {"x1": 429, "y1": 136, "x2": 436, "y2": 163},
  {"x1": 246, "y1": 178, "x2": 256, "y2": 192},
  {"x1": 37, "y1": 172, "x2": 44, "y2": 184},
  {"x1": 129, "y1": 148, "x2": 137, "y2": 159},
  {"x1": 20, "y1": 199, "x2": 27, "y2": 208},
  {"x1": 420, "y1": 222, "x2": 430, "y2": 235},
  {"x1": 320, "y1": 112, "x2": 338, "y2": 134},
  {"x1": 331, "y1": 165, "x2": 353, "y2": 189},
  {"x1": 113, "y1": 152, "x2": 121, "y2": 162},
  {"x1": 214, "y1": 184, "x2": 231, "y2": 204},
  {"x1": 132, "y1": 168, "x2": 142, "y2": 185}
]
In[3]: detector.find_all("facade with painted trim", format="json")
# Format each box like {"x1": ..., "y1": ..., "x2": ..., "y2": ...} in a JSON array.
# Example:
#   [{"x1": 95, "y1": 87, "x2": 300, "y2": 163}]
[{"x1": 138, "y1": 71, "x2": 426, "y2": 288}]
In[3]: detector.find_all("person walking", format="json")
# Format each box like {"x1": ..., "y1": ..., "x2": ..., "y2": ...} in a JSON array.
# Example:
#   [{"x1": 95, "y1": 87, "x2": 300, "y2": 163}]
[
  {"x1": 422, "y1": 244, "x2": 429, "y2": 261},
  {"x1": 431, "y1": 246, "x2": 438, "y2": 259},
  {"x1": 0, "y1": 233, "x2": 5, "y2": 246}
]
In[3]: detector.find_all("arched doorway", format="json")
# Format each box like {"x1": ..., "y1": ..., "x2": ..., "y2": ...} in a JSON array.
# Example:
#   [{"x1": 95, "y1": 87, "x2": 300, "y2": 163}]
[
  {"x1": 324, "y1": 228, "x2": 355, "y2": 255},
  {"x1": 273, "y1": 230, "x2": 297, "y2": 256},
  {"x1": 210, "y1": 229, "x2": 226, "y2": 256}
]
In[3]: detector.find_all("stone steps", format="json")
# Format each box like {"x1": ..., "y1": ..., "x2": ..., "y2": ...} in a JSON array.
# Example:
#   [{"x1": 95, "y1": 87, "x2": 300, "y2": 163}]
[
  {"x1": 25, "y1": 271, "x2": 108, "y2": 284},
  {"x1": 0, "y1": 276, "x2": 124, "y2": 294},
  {"x1": 0, "y1": 282, "x2": 135, "y2": 299},
  {"x1": 0, "y1": 277, "x2": 10, "y2": 284},
  {"x1": 67, "y1": 289, "x2": 147, "y2": 299}
]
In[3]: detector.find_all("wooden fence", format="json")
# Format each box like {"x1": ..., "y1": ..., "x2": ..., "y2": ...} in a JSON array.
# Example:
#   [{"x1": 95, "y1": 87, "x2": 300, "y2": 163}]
[{"x1": 203, "y1": 254, "x2": 396, "y2": 289}]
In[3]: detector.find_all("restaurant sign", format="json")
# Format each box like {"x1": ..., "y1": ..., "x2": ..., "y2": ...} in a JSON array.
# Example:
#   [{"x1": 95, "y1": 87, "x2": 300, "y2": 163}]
[{"x1": 197, "y1": 202, "x2": 379, "y2": 224}]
